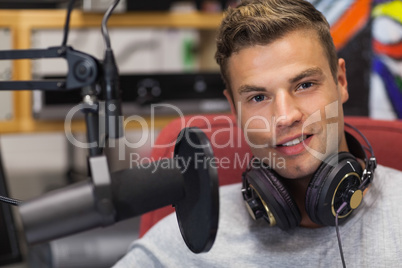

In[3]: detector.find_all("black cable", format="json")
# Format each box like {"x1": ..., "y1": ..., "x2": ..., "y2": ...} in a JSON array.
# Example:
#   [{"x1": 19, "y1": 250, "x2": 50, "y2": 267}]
[
  {"x1": 101, "y1": 0, "x2": 121, "y2": 49},
  {"x1": 0, "y1": 195, "x2": 22, "y2": 206},
  {"x1": 336, "y1": 202, "x2": 348, "y2": 268},
  {"x1": 101, "y1": 0, "x2": 124, "y2": 139},
  {"x1": 61, "y1": 0, "x2": 76, "y2": 47}
]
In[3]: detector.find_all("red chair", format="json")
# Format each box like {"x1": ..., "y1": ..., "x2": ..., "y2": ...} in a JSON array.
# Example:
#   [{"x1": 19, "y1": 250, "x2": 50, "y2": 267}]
[{"x1": 139, "y1": 115, "x2": 402, "y2": 237}]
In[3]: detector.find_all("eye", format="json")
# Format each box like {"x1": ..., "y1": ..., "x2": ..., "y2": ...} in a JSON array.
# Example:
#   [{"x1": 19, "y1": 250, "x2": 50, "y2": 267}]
[
  {"x1": 251, "y1": 94, "x2": 266, "y2": 102},
  {"x1": 297, "y1": 82, "x2": 314, "y2": 91}
]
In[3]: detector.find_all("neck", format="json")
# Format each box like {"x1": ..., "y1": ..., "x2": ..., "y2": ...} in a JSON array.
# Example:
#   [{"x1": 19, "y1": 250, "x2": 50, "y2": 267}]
[{"x1": 281, "y1": 176, "x2": 322, "y2": 228}]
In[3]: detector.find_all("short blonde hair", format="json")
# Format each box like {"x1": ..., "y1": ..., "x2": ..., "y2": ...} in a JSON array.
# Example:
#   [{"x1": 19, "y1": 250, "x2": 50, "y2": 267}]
[{"x1": 215, "y1": 0, "x2": 338, "y2": 93}]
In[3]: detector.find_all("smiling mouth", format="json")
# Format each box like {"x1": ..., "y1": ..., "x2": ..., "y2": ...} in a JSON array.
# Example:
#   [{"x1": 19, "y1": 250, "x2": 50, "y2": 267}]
[{"x1": 277, "y1": 134, "x2": 313, "y2": 147}]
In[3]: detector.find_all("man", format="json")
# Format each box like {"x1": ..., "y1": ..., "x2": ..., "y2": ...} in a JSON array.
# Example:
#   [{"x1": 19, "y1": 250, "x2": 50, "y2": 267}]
[{"x1": 114, "y1": 1, "x2": 402, "y2": 267}]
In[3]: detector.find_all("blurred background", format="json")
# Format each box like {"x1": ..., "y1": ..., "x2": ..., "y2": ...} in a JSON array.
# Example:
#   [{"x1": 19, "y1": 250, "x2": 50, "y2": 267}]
[{"x1": 0, "y1": 0, "x2": 400, "y2": 267}]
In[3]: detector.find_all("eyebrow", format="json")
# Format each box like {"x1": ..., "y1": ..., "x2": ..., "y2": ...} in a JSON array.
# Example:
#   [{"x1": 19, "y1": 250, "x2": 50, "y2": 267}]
[
  {"x1": 237, "y1": 67, "x2": 325, "y2": 95},
  {"x1": 238, "y1": 85, "x2": 267, "y2": 95},
  {"x1": 288, "y1": 67, "x2": 324, "y2": 84}
]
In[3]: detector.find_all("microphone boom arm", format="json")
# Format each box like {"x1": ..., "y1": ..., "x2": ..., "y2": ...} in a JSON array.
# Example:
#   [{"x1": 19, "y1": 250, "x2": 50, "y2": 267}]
[{"x1": 0, "y1": 46, "x2": 100, "y2": 91}]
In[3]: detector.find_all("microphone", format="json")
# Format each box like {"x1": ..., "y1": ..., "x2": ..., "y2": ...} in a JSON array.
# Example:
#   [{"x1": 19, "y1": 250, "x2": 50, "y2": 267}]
[{"x1": 19, "y1": 127, "x2": 219, "y2": 254}]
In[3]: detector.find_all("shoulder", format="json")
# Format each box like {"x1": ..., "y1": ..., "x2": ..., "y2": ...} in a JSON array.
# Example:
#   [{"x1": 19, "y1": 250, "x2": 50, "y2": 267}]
[
  {"x1": 359, "y1": 164, "x2": 402, "y2": 222},
  {"x1": 364, "y1": 164, "x2": 402, "y2": 200},
  {"x1": 372, "y1": 164, "x2": 402, "y2": 192},
  {"x1": 375, "y1": 164, "x2": 402, "y2": 177}
]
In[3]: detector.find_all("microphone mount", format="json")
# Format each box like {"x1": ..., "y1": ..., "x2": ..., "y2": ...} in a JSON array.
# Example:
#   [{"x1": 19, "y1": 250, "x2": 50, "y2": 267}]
[{"x1": 0, "y1": 46, "x2": 100, "y2": 91}]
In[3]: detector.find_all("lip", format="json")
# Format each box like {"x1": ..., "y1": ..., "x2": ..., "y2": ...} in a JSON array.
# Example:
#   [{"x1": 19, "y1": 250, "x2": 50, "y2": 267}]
[
  {"x1": 275, "y1": 134, "x2": 313, "y2": 156},
  {"x1": 276, "y1": 133, "x2": 310, "y2": 146}
]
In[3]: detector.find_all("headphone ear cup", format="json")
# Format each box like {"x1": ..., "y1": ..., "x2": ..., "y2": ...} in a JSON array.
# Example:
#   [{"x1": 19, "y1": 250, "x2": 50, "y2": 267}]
[
  {"x1": 305, "y1": 152, "x2": 363, "y2": 226},
  {"x1": 246, "y1": 167, "x2": 301, "y2": 230}
]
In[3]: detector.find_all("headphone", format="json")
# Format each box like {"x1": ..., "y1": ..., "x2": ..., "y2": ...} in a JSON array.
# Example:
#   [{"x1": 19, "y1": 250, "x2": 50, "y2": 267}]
[{"x1": 241, "y1": 123, "x2": 377, "y2": 230}]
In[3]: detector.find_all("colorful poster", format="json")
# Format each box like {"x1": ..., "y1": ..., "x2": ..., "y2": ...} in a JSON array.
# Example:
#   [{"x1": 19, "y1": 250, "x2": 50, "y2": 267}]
[
  {"x1": 310, "y1": 0, "x2": 372, "y2": 116},
  {"x1": 370, "y1": 0, "x2": 402, "y2": 119},
  {"x1": 310, "y1": 0, "x2": 401, "y2": 119}
]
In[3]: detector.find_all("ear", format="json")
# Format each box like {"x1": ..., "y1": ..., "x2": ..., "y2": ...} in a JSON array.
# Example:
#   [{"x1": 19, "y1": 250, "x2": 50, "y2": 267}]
[
  {"x1": 223, "y1": 89, "x2": 237, "y2": 116},
  {"x1": 337, "y1": 58, "x2": 349, "y2": 104}
]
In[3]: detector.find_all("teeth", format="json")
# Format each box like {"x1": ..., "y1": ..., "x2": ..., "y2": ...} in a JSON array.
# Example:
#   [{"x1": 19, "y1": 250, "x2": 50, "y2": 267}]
[{"x1": 281, "y1": 135, "x2": 307, "y2": 147}]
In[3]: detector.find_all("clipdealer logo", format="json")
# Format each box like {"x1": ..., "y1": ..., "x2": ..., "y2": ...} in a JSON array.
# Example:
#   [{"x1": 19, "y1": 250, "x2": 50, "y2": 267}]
[{"x1": 63, "y1": 100, "x2": 340, "y2": 167}]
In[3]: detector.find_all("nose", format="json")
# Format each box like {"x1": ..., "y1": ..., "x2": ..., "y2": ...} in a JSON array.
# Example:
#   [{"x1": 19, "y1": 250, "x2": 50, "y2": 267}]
[{"x1": 273, "y1": 90, "x2": 303, "y2": 128}]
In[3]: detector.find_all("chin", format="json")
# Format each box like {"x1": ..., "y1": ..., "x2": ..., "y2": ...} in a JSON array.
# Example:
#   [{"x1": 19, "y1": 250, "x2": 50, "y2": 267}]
[
  {"x1": 275, "y1": 155, "x2": 323, "y2": 180},
  {"x1": 275, "y1": 168, "x2": 314, "y2": 180}
]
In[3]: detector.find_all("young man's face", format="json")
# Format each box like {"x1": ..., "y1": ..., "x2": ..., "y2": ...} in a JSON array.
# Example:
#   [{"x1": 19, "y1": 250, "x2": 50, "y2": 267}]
[{"x1": 225, "y1": 29, "x2": 349, "y2": 179}]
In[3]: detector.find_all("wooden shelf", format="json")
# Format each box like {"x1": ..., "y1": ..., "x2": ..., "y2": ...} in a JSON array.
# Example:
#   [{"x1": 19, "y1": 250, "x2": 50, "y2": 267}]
[
  {"x1": 0, "y1": 9, "x2": 223, "y2": 29},
  {"x1": 0, "y1": 10, "x2": 223, "y2": 133}
]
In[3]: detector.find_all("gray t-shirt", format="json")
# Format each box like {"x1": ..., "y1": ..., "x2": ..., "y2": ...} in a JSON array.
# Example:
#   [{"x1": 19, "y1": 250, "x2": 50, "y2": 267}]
[{"x1": 113, "y1": 165, "x2": 402, "y2": 268}]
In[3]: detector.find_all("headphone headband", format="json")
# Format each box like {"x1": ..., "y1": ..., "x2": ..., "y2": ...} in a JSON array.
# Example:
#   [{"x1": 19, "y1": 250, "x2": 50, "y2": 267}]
[{"x1": 344, "y1": 123, "x2": 377, "y2": 190}]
